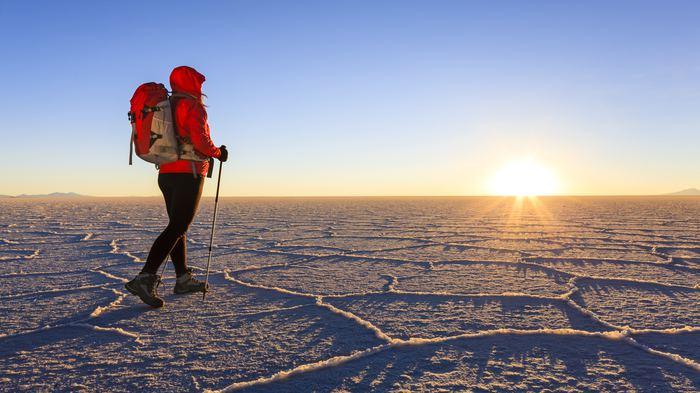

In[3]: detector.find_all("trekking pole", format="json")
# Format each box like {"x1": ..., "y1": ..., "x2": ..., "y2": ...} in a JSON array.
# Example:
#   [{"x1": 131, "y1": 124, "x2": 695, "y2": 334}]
[
  {"x1": 157, "y1": 256, "x2": 168, "y2": 289},
  {"x1": 203, "y1": 153, "x2": 224, "y2": 300}
]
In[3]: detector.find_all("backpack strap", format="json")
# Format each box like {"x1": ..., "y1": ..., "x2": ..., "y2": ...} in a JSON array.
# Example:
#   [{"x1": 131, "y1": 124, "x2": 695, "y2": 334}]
[
  {"x1": 129, "y1": 132, "x2": 134, "y2": 165},
  {"x1": 128, "y1": 111, "x2": 135, "y2": 165},
  {"x1": 170, "y1": 91, "x2": 200, "y2": 101},
  {"x1": 207, "y1": 157, "x2": 214, "y2": 178},
  {"x1": 190, "y1": 162, "x2": 198, "y2": 179}
]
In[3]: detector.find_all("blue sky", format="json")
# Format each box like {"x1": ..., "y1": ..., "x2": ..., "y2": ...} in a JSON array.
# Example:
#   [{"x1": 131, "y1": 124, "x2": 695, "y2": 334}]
[{"x1": 1, "y1": 1, "x2": 698, "y2": 196}]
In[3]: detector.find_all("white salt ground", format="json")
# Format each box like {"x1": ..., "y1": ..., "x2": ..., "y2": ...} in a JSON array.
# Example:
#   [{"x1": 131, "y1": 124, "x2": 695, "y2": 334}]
[{"x1": 0, "y1": 197, "x2": 698, "y2": 392}]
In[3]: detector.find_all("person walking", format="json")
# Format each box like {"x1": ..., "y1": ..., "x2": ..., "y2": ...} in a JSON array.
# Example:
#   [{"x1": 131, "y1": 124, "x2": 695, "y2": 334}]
[{"x1": 126, "y1": 66, "x2": 228, "y2": 308}]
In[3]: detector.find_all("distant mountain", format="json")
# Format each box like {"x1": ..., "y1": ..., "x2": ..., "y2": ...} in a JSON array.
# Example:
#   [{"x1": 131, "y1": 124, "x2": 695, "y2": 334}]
[
  {"x1": 12, "y1": 192, "x2": 88, "y2": 198},
  {"x1": 666, "y1": 188, "x2": 700, "y2": 196}
]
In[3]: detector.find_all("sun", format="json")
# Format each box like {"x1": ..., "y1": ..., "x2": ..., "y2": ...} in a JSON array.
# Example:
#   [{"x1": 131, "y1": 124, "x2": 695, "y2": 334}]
[{"x1": 489, "y1": 159, "x2": 558, "y2": 196}]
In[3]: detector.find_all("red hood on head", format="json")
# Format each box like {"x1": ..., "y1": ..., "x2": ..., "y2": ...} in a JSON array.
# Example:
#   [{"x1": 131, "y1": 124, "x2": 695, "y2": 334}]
[{"x1": 170, "y1": 66, "x2": 205, "y2": 97}]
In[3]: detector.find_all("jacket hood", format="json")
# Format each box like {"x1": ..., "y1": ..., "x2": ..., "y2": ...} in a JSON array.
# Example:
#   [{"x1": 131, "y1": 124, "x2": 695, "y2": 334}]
[{"x1": 170, "y1": 66, "x2": 205, "y2": 98}]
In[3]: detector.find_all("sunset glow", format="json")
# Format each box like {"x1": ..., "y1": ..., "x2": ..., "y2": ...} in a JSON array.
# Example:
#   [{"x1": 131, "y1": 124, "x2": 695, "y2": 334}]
[{"x1": 489, "y1": 159, "x2": 558, "y2": 196}]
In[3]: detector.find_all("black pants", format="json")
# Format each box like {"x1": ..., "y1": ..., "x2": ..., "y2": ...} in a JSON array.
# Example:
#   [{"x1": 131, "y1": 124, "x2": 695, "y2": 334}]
[{"x1": 141, "y1": 173, "x2": 204, "y2": 277}]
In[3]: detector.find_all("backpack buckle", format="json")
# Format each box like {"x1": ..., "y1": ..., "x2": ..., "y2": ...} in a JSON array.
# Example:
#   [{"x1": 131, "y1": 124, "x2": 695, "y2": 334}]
[{"x1": 142, "y1": 106, "x2": 161, "y2": 116}]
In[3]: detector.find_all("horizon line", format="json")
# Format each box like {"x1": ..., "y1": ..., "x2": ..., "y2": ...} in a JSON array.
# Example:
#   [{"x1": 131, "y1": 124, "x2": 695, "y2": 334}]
[{"x1": 3, "y1": 194, "x2": 700, "y2": 198}]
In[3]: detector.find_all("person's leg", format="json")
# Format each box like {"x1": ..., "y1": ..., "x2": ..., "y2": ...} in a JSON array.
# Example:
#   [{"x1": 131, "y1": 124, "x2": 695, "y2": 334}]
[
  {"x1": 168, "y1": 176, "x2": 210, "y2": 294},
  {"x1": 154, "y1": 180, "x2": 190, "y2": 276},
  {"x1": 169, "y1": 176, "x2": 203, "y2": 277},
  {"x1": 142, "y1": 174, "x2": 203, "y2": 275},
  {"x1": 126, "y1": 174, "x2": 189, "y2": 308}
]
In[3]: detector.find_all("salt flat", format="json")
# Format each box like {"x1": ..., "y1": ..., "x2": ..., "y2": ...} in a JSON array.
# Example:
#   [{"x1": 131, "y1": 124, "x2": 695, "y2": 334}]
[{"x1": 0, "y1": 197, "x2": 698, "y2": 392}]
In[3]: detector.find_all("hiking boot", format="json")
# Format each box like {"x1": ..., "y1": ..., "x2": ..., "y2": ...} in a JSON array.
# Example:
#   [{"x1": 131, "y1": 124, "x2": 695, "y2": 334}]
[
  {"x1": 125, "y1": 273, "x2": 164, "y2": 308},
  {"x1": 174, "y1": 268, "x2": 209, "y2": 294}
]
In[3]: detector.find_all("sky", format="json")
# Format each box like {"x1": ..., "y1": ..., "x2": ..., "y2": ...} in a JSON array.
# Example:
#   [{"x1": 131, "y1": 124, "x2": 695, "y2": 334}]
[{"x1": 1, "y1": 0, "x2": 698, "y2": 196}]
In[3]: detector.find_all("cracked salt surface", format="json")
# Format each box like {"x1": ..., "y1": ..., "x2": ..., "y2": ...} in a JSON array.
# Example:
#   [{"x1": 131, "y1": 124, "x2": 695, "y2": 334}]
[
  {"x1": 396, "y1": 262, "x2": 572, "y2": 296},
  {"x1": 0, "y1": 197, "x2": 699, "y2": 392},
  {"x1": 241, "y1": 334, "x2": 698, "y2": 393},
  {"x1": 325, "y1": 293, "x2": 609, "y2": 339},
  {"x1": 573, "y1": 279, "x2": 700, "y2": 330}
]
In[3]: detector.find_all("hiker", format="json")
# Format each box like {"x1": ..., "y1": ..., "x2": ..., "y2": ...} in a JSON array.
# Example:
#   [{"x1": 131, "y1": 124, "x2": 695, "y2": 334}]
[{"x1": 126, "y1": 66, "x2": 228, "y2": 308}]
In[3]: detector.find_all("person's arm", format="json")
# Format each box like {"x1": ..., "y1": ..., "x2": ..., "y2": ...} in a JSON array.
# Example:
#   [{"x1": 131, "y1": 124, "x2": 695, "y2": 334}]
[{"x1": 182, "y1": 101, "x2": 221, "y2": 158}]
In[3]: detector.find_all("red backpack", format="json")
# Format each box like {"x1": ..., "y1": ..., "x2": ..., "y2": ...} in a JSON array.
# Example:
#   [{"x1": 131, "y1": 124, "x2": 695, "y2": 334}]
[{"x1": 128, "y1": 82, "x2": 206, "y2": 165}]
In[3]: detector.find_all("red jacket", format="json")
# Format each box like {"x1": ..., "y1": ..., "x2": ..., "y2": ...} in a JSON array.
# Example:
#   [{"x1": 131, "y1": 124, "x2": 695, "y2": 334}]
[{"x1": 159, "y1": 66, "x2": 221, "y2": 176}]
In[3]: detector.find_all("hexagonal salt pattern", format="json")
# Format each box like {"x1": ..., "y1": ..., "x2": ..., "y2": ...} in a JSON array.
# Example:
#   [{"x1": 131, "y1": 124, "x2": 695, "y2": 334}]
[{"x1": 1, "y1": 197, "x2": 698, "y2": 392}]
